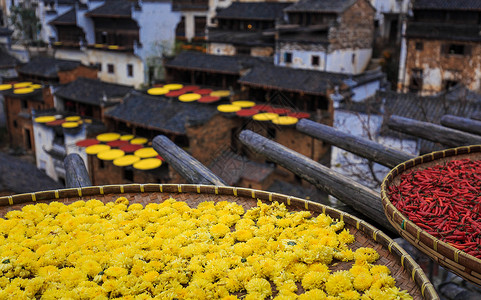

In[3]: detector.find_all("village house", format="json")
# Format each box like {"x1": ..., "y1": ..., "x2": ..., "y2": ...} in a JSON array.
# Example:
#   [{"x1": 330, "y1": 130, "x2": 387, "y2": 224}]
[
  {"x1": 91, "y1": 90, "x2": 326, "y2": 190},
  {"x1": 31, "y1": 113, "x2": 100, "y2": 185},
  {"x1": 208, "y1": 1, "x2": 290, "y2": 57},
  {"x1": 39, "y1": 0, "x2": 81, "y2": 44},
  {"x1": 54, "y1": 77, "x2": 133, "y2": 121},
  {"x1": 165, "y1": 51, "x2": 267, "y2": 89},
  {"x1": 2, "y1": 56, "x2": 97, "y2": 153},
  {"x1": 49, "y1": 0, "x2": 181, "y2": 87},
  {"x1": 94, "y1": 90, "x2": 220, "y2": 185},
  {"x1": 165, "y1": 0, "x2": 385, "y2": 180},
  {"x1": 278, "y1": 0, "x2": 375, "y2": 75},
  {"x1": 397, "y1": 0, "x2": 481, "y2": 95},
  {"x1": 28, "y1": 77, "x2": 132, "y2": 185},
  {"x1": 172, "y1": 0, "x2": 228, "y2": 53}
]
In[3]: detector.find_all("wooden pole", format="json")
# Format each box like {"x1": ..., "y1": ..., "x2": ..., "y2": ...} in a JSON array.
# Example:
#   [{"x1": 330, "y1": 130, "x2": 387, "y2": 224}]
[
  {"x1": 64, "y1": 153, "x2": 92, "y2": 188},
  {"x1": 440, "y1": 114, "x2": 481, "y2": 137},
  {"x1": 239, "y1": 130, "x2": 396, "y2": 234},
  {"x1": 387, "y1": 115, "x2": 481, "y2": 147},
  {"x1": 297, "y1": 119, "x2": 415, "y2": 168},
  {"x1": 152, "y1": 135, "x2": 226, "y2": 186}
]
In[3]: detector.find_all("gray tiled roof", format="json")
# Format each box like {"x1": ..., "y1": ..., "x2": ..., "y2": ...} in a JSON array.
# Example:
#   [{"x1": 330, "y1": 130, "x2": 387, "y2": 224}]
[
  {"x1": 284, "y1": 0, "x2": 358, "y2": 13},
  {"x1": 0, "y1": 152, "x2": 63, "y2": 194},
  {"x1": 55, "y1": 77, "x2": 133, "y2": 106},
  {"x1": 208, "y1": 28, "x2": 275, "y2": 47},
  {"x1": 379, "y1": 86, "x2": 481, "y2": 124},
  {"x1": 86, "y1": 0, "x2": 133, "y2": 18},
  {"x1": 105, "y1": 91, "x2": 218, "y2": 135},
  {"x1": 0, "y1": 49, "x2": 18, "y2": 69},
  {"x1": 18, "y1": 56, "x2": 81, "y2": 78},
  {"x1": 239, "y1": 64, "x2": 340, "y2": 95},
  {"x1": 49, "y1": 8, "x2": 76, "y2": 25},
  {"x1": 413, "y1": 0, "x2": 481, "y2": 10},
  {"x1": 165, "y1": 51, "x2": 270, "y2": 75},
  {"x1": 216, "y1": 2, "x2": 291, "y2": 20},
  {"x1": 239, "y1": 64, "x2": 383, "y2": 96}
]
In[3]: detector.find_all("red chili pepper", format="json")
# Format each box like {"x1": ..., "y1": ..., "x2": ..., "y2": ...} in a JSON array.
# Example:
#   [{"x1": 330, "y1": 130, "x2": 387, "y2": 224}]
[{"x1": 388, "y1": 158, "x2": 481, "y2": 258}]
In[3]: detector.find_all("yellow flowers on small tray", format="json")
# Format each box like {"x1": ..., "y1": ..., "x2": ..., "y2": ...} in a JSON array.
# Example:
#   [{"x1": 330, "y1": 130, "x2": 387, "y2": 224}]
[{"x1": 0, "y1": 198, "x2": 412, "y2": 299}]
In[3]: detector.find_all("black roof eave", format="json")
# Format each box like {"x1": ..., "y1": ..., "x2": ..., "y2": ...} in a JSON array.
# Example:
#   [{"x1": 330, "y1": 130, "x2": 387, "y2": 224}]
[
  {"x1": 106, "y1": 114, "x2": 185, "y2": 136},
  {"x1": 405, "y1": 34, "x2": 481, "y2": 42},
  {"x1": 164, "y1": 65, "x2": 240, "y2": 75},
  {"x1": 238, "y1": 80, "x2": 327, "y2": 96}
]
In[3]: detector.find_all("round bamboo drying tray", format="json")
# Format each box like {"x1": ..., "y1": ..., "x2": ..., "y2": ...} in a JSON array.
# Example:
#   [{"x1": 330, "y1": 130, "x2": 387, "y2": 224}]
[
  {"x1": 381, "y1": 145, "x2": 481, "y2": 286},
  {"x1": 0, "y1": 184, "x2": 436, "y2": 299}
]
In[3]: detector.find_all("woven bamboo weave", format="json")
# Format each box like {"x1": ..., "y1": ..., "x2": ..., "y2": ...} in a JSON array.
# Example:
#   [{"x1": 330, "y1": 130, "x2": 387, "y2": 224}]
[
  {"x1": 0, "y1": 184, "x2": 436, "y2": 299},
  {"x1": 381, "y1": 145, "x2": 481, "y2": 286}
]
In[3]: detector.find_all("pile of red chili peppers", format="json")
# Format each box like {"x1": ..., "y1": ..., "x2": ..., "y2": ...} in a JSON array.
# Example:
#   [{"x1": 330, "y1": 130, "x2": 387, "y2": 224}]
[{"x1": 387, "y1": 158, "x2": 481, "y2": 258}]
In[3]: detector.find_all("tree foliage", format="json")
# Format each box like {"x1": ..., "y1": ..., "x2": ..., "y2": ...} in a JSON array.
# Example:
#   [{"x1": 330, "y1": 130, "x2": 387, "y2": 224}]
[{"x1": 9, "y1": 5, "x2": 41, "y2": 44}]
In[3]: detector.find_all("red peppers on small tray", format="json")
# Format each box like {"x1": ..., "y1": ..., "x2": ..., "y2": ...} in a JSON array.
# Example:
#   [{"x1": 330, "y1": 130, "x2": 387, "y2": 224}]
[{"x1": 387, "y1": 158, "x2": 481, "y2": 258}]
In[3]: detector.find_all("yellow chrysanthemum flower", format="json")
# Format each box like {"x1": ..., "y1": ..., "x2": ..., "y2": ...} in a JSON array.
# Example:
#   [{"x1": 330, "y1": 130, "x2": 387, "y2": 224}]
[
  {"x1": 245, "y1": 278, "x2": 272, "y2": 298},
  {"x1": 354, "y1": 247, "x2": 380, "y2": 264},
  {"x1": 302, "y1": 270, "x2": 329, "y2": 290},
  {"x1": 210, "y1": 223, "x2": 230, "y2": 238},
  {"x1": 353, "y1": 272, "x2": 373, "y2": 291},
  {"x1": 371, "y1": 273, "x2": 396, "y2": 290},
  {"x1": 370, "y1": 265, "x2": 391, "y2": 276},
  {"x1": 325, "y1": 271, "x2": 353, "y2": 296},
  {"x1": 115, "y1": 197, "x2": 129, "y2": 206},
  {"x1": 0, "y1": 197, "x2": 413, "y2": 299},
  {"x1": 339, "y1": 290, "x2": 361, "y2": 300},
  {"x1": 235, "y1": 229, "x2": 254, "y2": 242},
  {"x1": 298, "y1": 289, "x2": 327, "y2": 300}
]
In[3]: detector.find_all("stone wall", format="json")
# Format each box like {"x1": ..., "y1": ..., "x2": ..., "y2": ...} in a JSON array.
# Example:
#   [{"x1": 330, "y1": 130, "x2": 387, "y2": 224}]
[
  {"x1": 329, "y1": 0, "x2": 375, "y2": 51},
  {"x1": 208, "y1": 43, "x2": 236, "y2": 56},
  {"x1": 4, "y1": 95, "x2": 35, "y2": 152},
  {"x1": 4, "y1": 87, "x2": 56, "y2": 152},
  {"x1": 251, "y1": 46, "x2": 274, "y2": 57},
  {"x1": 401, "y1": 38, "x2": 481, "y2": 95},
  {"x1": 58, "y1": 65, "x2": 98, "y2": 84}
]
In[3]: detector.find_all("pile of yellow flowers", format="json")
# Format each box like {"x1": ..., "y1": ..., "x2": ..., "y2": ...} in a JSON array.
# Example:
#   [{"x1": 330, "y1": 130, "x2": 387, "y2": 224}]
[{"x1": 0, "y1": 197, "x2": 413, "y2": 299}]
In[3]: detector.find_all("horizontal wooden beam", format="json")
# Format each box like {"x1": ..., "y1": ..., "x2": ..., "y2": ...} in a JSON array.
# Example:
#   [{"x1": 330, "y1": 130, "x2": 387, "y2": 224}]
[
  {"x1": 297, "y1": 119, "x2": 415, "y2": 168},
  {"x1": 152, "y1": 135, "x2": 226, "y2": 186},
  {"x1": 64, "y1": 153, "x2": 92, "y2": 188},
  {"x1": 440, "y1": 114, "x2": 481, "y2": 136},
  {"x1": 239, "y1": 129, "x2": 396, "y2": 234},
  {"x1": 387, "y1": 115, "x2": 481, "y2": 147}
]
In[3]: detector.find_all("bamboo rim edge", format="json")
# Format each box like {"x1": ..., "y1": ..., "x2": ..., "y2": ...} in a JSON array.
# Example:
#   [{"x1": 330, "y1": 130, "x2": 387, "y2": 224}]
[{"x1": 0, "y1": 184, "x2": 437, "y2": 299}]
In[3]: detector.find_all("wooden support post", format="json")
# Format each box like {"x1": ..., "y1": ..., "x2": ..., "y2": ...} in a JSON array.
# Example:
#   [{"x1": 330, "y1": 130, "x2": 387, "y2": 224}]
[
  {"x1": 297, "y1": 119, "x2": 416, "y2": 168},
  {"x1": 239, "y1": 130, "x2": 396, "y2": 234},
  {"x1": 440, "y1": 114, "x2": 481, "y2": 137},
  {"x1": 387, "y1": 115, "x2": 481, "y2": 147},
  {"x1": 64, "y1": 153, "x2": 92, "y2": 188},
  {"x1": 152, "y1": 135, "x2": 226, "y2": 186}
]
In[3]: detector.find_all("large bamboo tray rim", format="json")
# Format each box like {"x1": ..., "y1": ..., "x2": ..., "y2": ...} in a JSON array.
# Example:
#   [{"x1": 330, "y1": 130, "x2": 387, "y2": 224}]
[
  {"x1": 0, "y1": 184, "x2": 437, "y2": 299},
  {"x1": 381, "y1": 145, "x2": 481, "y2": 286}
]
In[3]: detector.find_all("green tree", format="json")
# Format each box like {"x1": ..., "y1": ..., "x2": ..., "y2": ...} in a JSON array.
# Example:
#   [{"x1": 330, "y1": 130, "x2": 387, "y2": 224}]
[{"x1": 9, "y1": 5, "x2": 41, "y2": 45}]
